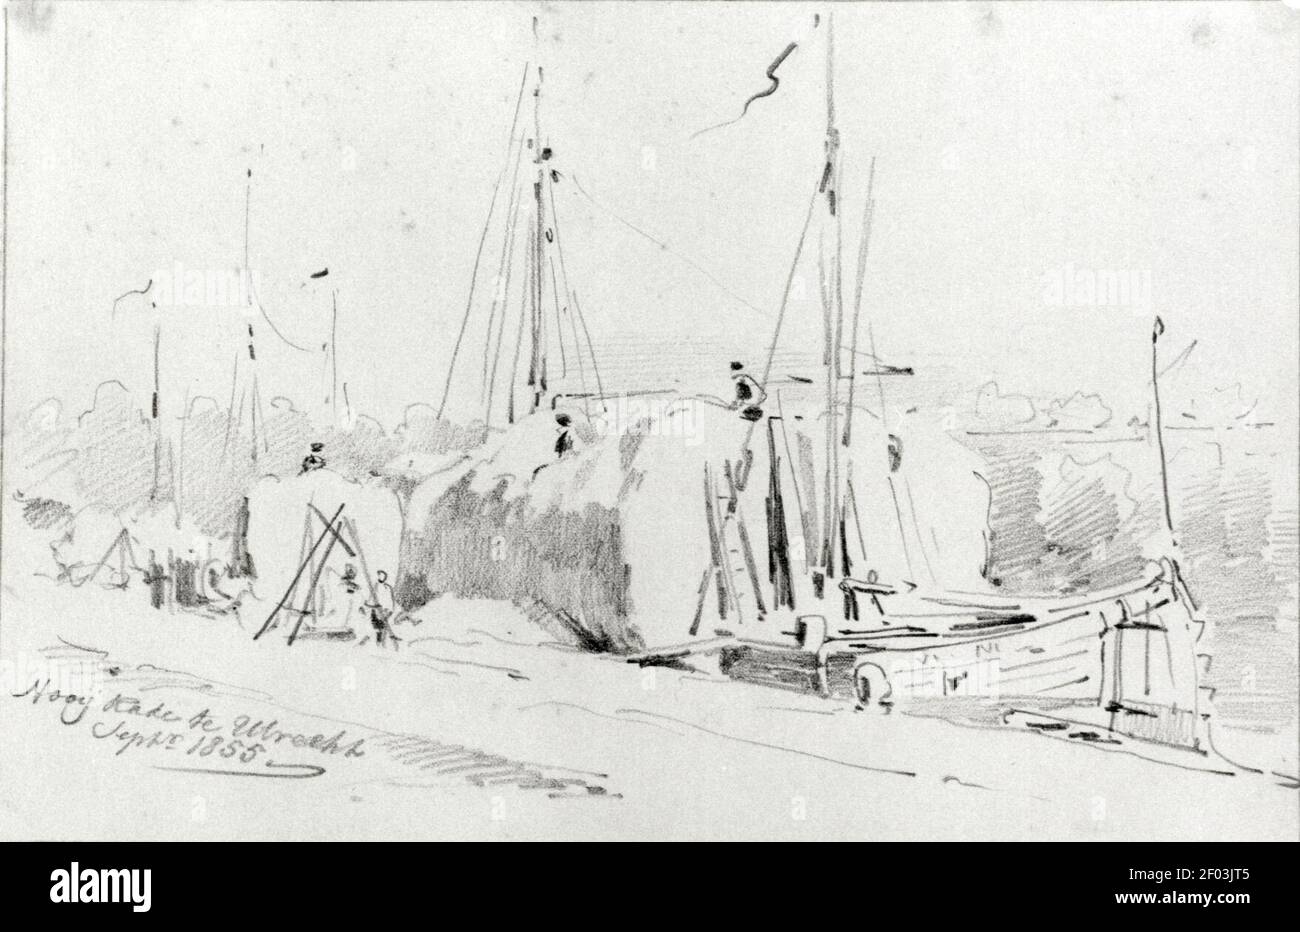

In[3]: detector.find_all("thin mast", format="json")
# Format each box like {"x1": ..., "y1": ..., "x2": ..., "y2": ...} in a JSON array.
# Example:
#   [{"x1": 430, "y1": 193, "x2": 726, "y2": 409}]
[
  {"x1": 247, "y1": 323, "x2": 260, "y2": 462},
  {"x1": 1152, "y1": 316, "x2": 1176, "y2": 542},
  {"x1": 820, "y1": 12, "x2": 843, "y2": 577},
  {"x1": 151, "y1": 320, "x2": 161, "y2": 501},
  {"x1": 740, "y1": 13, "x2": 835, "y2": 483},
  {"x1": 241, "y1": 169, "x2": 265, "y2": 462},
  {"x1": 527, "y1": 31, "x2": 546, "y2": 415}
]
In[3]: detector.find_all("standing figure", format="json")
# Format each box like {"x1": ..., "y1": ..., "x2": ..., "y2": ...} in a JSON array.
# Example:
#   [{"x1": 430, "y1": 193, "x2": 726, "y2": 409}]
[
  {"x1": 300, "y1": 442, "x2": 327, "y2": 475},
  {"x1": 143, "y1": 550, "x2": 169, "y2": 610},
  {"x1": 554, "y1": 413, "x2": 575, "y2": 458},
  {"x1": 321, "y1": 562, "x2": 360, "y2": 632},
  {"x1": 364, "y1": 569, "x2": 397, "y2": 648},
  {"x1": 534, "y1": 414, "x2": 576, "y2": 479},
  {"x1": 730, "y1": 362, "x2": 766, "y2": 421}
]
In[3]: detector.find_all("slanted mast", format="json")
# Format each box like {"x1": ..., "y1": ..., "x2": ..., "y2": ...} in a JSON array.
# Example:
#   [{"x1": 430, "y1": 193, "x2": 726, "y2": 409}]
[{"x1": 743, "y1": 11, "x2": 899, "y2": 602}]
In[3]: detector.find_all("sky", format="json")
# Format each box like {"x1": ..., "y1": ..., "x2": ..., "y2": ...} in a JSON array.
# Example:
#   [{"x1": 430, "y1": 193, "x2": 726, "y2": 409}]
[{"x1": 4, "y1": 0, "x2": 1298, "y2": 431}]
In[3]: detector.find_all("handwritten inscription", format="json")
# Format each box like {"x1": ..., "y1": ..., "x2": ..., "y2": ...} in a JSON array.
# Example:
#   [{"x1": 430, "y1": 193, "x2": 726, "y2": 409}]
[{"x1": 12, "y1": 677, "x2": 366, "y2": 771}]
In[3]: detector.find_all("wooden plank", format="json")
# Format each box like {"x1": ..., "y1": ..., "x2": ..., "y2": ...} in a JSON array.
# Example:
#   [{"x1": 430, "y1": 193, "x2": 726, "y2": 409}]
[
  {"x1": 702, "y1": 463, "x2": 728, "y2": 620},
  {"x1": 627, "y1": 635, "x2": 738, "y2": 666},
  {"x1": 733, "y1": 505, "x2": 767, "y2": 616},
  {"x1": 688, "y1": 566, "x2": 714, "y2": 637}
]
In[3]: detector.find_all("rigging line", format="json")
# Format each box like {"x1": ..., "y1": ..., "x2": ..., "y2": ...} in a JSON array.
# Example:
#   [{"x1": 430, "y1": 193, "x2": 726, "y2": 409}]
[
  {"x1": 547, "y1": 254, "x2": 568, "y2": 378},
  {"x1": 544, "y1": 172, "x2": 575, "y2": 298},
  {"x1": 1151, "y1": 317, "x2": 1175, "y2": 538},
  {"x1": 843, "y1": 157, "x2": 876, "y2": 448},
  {"x1": 231, "y1": 387, "x2": 248, "y2": 461},
  {"x1": 775, "y1": 392, "x2": 810, "y2": 556},
  {"x1": 570, "y1": 174, "x2": 771, "y2": 320},
  {"x1": 545, "y1": 172, "x2": 591, "y2": 401},
  {"x1": 556, "y1": 269, "x2": 591, "y2": 414},
  {"x1": 487, "y1": 188, "x2": 526, "y2": 415},
  {"x1": 478, "y1": 190, "x2": 513, "y2": 397},
  {"x1": 886, "y1": 475, "x2": 916, "y2": 582},
  {"x1": 437, "y1": 60, "x2": 532, "y2": 421},
  {"x1": 484, "y1": 191, "x2": 526, "y2": 425},
  {"x1": 569, "y1": 290, "x2": 607, "y2": 411},
  {"x1": 249, "y1": 380, "x2": 259, "y2": 460},
  {"x1": 243, "y1": 174, "x2": 314, "y2": 354},
  {"x1": 480, "y1": 107, "x2": 531, "y2": 397},
  {"x1": 861, "y1": 178, "x2": 890, "y2": 434},
  {"x1": 548, "y1": 254, "x2": 578, "y2": 386},
  {"x1": 247, "y1": 281, "x2": 313, "y2": 355},
  {"x1": 817, "y1": 229, "x2": 831, "y2": 365},
  {"x1": 846, "y1": 346, "x2": 896, "y2": 365},
  {"x1": 481, "y1": 167, "x2": 526, "y2": 399},
  {"x1": 505, "y1": 225, "x2": 534, "y2": 424},
  {"x1": 740, "y1": 181, "x2": 822, "y2": 460},
  {"x1": 846, "y1": 474, "x2": 868, "y2": 568},
  {"x1": 758, "y1": 183, "x2": 821, "y2": 393},
  {"x1": 1156, "y1": 337, "x2": 1197, "y2": 381},
  {"x1": 865, "y1": 319, "x2": 889, "y2": 434},
  {"x1": 220, "y1": 350, "x2": 239, "y2": 460},
  {"x1": 252, "y1": 375, "x2": 268, "y2": 453},
  {"x1": 903, "y1": 476, "x2": 937, "y2": 586}
]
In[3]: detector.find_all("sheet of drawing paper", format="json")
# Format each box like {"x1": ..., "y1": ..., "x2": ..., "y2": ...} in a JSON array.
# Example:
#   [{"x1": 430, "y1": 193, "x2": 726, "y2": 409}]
[{"x1": 2, "y1": 0, "x2": 1296, "y2": 841}]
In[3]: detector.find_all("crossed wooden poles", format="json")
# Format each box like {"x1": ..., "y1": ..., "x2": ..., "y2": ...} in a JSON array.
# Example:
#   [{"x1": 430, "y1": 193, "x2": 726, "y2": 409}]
[{"x1": 252, "y1": 503, "x2": 381, "y2": 645}]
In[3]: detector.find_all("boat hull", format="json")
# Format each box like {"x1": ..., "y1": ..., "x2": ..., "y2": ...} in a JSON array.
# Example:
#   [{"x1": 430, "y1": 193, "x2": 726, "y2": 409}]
[
  {"x1": 717, "y1": 608, "x2": 1103, "y2": 704},
  {"x1": 718, "y1": 560, "x2": 1209, "y2": 750}
]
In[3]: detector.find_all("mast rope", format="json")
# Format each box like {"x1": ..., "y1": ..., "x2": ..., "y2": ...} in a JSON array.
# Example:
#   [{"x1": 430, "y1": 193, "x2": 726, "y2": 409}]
[
  {"x1": 436, "y1": 61, "x2": 531, "y2": 421},
  {"x1": 480, "y1": 138, "x2": 529, "y2": 400}
]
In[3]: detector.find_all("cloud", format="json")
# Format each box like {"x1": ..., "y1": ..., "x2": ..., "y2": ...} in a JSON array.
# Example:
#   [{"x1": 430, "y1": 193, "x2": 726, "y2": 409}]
[
  {"x1": 973, "y1": 381, "x2": 1036, "y2": 429},
  {"x1": 1044, "y1": 392, "x2": 1112, "y2": 430}
]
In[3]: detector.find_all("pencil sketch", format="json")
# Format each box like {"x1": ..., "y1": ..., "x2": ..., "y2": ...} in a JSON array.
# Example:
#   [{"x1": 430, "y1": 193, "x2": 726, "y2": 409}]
[{"x1": 2, "y1": 1, "x2": 1297, "y2": 840}]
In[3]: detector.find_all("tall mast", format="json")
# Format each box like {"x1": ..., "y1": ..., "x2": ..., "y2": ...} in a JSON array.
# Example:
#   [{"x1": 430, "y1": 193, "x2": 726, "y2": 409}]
[
  {"x1": 242, "y1": 169, "x2": 265, "y2": 462},
  {"x1": 150, "y1": 319, "x2": 161, "y2": 501},
  {"x1": 527, "y1": 23, "x2": 547, "y2": 415},
  {"x1": 247, "y1": 323, "x2": 261, "y2": 463},
  {"x1": 820, "y1": 12, "x2": 844, "y2": 578},
  {"x1": 536, "y1": 64, "x2": 547, "y2": 410}
]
